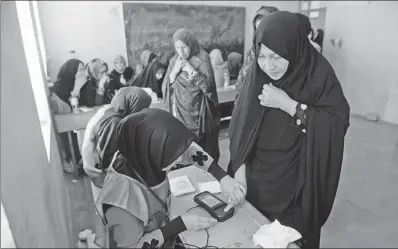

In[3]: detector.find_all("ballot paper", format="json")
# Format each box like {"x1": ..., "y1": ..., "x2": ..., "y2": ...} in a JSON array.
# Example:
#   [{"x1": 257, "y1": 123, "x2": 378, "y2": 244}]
[
  {"x1": 198, "y1": 181, "x2": 221, "y2": 194},
  {"x1": 252, "y1": 220, "x2": 302, "y2": 248},
  {"x1": 169, "y1": 175, "x2": 196, "y2": 197}
]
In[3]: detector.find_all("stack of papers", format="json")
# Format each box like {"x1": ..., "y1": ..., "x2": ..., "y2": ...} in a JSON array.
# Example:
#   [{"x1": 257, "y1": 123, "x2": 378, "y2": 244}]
[{"x1": 169, "y1": 175, "x2": 196, "y2": 197}]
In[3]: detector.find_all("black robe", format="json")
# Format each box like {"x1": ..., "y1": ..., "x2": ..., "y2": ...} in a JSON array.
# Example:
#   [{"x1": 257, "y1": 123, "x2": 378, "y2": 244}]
[{"x1": 228, "y1": 11, "x2": 350, "y2": 248}]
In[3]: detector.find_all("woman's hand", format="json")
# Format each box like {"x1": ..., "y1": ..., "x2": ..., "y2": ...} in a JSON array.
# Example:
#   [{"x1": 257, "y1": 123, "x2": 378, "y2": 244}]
[
  {"x1": 181, "y1": 213, "x2": 218, "y2": 231},
  {"x1": 234, "y1": 164, "x2": 247, "y2": 194},
  {"x1": 172, "y1": 57, "x2": 186, "y2": 75},
  {"x1": 181, "y1": 61, "x2": 195, "y2": 74},
  {"x1": 98, "y1": 74, "x2": 110, "y2": 89},
  {"x1": 120, "y1": 75, "x2": 126, "y2": 85},
  {"x1": 258, "y1": 83, "x2": 298, "y2": 116},
  {"x1": 72, "y1": 71, "x2": 87, "y2": 95},
  {"x1": 220, "y1": 175, "x2": 247, "y2": 211}
]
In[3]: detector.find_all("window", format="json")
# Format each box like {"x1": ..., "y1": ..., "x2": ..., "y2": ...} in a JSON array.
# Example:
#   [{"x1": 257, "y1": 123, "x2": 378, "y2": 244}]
[
  {"x1": 309, "y1": 11, "x2": 320, "y2": 19},
  {"x1": 16, "y1": 1, "x2": 52, "y2": 160}
]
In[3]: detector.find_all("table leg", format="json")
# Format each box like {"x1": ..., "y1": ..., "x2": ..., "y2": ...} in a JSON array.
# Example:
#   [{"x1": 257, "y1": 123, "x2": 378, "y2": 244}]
[{"x1": 67, "y1": 131, "x2": 79, "y2": 178}]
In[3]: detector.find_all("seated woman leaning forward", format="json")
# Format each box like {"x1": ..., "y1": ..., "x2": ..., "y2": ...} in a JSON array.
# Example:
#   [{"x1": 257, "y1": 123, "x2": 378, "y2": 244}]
[
  {"x1": 228, "y1": 11, "x2": 350, "y2": 248},
  {"x1": 82, "y1": 87, "x2": 152, "y2": 201},
  {"x1": 92, "y1": 109, "x2": 245, "y2": 248}
]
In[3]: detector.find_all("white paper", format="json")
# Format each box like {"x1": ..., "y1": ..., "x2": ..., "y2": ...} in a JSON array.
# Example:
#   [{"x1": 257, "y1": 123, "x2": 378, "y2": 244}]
[
  {"x1": 169, "y1": 175, "x2": 196, "y2": 197},
  {"x1": 252, "y1": 220, "x2": 302, "y2": 248},
  {"x1": 198, "y1": 181, "x2": 221, "y2": 194}
]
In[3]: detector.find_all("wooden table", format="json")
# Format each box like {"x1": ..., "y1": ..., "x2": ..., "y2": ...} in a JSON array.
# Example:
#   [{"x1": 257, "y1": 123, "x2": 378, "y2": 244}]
[
  {"x1": 53, "y1": 87, "x2": 237, "y2": 175},
  {"x1": 168, "y1": 166, "x2": 299, "y2": 248},
  {"x1": 54, "y1": 87, "x2": 237, "y2": 133}
]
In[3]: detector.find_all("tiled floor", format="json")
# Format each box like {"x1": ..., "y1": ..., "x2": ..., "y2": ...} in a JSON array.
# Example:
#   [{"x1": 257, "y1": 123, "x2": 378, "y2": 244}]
[{"x1": 65, "y1": 116, "x2": 398, "y2": 247}]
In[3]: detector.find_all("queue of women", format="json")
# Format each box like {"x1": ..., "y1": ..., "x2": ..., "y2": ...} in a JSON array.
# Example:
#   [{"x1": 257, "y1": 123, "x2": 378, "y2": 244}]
[{"x1": 49, "y1": 6, "x2": 349, "y2": 249}]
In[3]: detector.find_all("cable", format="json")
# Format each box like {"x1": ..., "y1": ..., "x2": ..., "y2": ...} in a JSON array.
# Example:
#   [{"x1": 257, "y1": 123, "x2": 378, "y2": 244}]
[{"x1": 176, "y1": 206, "x2": 218, "y2": 249}]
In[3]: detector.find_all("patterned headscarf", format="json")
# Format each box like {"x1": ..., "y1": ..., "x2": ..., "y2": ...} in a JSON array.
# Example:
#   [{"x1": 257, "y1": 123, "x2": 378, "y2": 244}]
[
  {"x1": 172, "y1": 28, "x2": 201, "y2": 59},
  {"x1": 86, "y1": 58, "x2": 108, "y2": 81}
]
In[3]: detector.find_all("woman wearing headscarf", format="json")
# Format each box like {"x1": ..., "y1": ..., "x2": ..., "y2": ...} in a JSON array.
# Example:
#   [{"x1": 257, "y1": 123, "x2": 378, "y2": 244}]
[
  {"x1": 228, "y1": 12, "x2": 350, "y2": 247},
  {"x1": 50, "y1": 59, "x2": 87, "y2": 108},
  {"x1": 131, "y1": 50, "x2": 167, "y2": 99},
  {"x1": 209, "y1": 49, "x2": 230, "y2": 89},
  {"x1": 82, "y1": 87, "x2": 152, "y2": 200},
  {"x1": 235, "y1": 6, "x2": 279, "y2": 96},
  {"x1": 294, "y1": 13, "x2": 322, "y2": 53},
  {"x1": 92, "y1": 109, "x2": 245, "y2": 248},
  {"x1": 313, "y1": 29, "x2": 324, "y2": 52},
  {"x1": 50, "y1": 59, "x2": 89, "y2": 171},
  {"x1": 110, "y1": 55, "x2": 135, "y2": 87},
  {"x1": 162, "y1": 28, "x2": 221, "y2": 163},
  {"x1": 140, "y1": 50, "x2": 157, "y2": 68},
  {"x1": 84, "y1": 58, "x2": 122, "y2": 106},
  {"x1": 226, "y1": 52, "x2": 243, "y2": 80},
  {"x1": 158, "y1": 51, "x2": 175, "y2": 68}
]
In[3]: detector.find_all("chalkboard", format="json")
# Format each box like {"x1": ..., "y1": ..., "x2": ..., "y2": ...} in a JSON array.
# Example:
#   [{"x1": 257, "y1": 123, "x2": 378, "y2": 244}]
[{"x1": 122, "y1": 3, "x2": 245, "y2": 71}]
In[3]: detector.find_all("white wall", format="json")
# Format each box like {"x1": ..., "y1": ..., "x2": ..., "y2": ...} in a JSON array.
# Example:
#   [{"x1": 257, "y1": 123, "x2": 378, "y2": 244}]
[
  {"x1": 322, "y1": 1, "x2": 398, "y2": 124},
  {"x1": 37, "y1": 1, "x2": 299, "y2": 80}
]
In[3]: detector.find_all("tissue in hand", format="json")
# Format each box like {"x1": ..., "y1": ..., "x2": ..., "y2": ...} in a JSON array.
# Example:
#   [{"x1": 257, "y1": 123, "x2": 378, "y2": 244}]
[{"x1": 252, "y1": 220, "x2": 301, "y2": 248}]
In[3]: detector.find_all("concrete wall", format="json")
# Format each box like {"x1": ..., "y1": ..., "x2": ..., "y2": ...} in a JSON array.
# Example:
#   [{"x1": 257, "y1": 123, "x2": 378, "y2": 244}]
[
  {"x1": 0, "y1": 1, "x2": 72, "y2": 247},
  {"x1": 37, "y1": 1, "x2": 299, "y2": 80}
]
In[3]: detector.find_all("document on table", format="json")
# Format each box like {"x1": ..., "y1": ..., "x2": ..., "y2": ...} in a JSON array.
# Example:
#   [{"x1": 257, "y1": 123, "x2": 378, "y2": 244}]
[{"x1": 169, "y1": 175, "x2": 196, "y2": 197}]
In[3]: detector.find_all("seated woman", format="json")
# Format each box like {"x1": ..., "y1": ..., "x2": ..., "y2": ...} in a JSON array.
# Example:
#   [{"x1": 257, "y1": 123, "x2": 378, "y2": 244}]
[
  {"x1": 50, "y1": 58, "x2": 89, "y2": 171},
  {"x1": 82, "y1": 87, "x2": 152, "y2": 201},
  {"x1": 227, "y1": 52, "x2": 243, "y2": 81},
  {"x1": 92, "y1": 109, "x2": 246, "y2": 248},
  {"x1": 228, "y1": 11, "x2": 350, "y2": 248},
  {"x1": 85, "y1": 58, "x2": 123, "y2": 106},
  {"x1": 109, "y1": 55, "x2": 135, "y2": 87},
  {"x1": 209, "y1": 49, "x2": 230, "y2": 89},
  {"x1": 131, "y1": 50, "x2": 167, "y2": 99},
  {"x1": 162, "y1": 28, "x2": 221, "y2": 163}
]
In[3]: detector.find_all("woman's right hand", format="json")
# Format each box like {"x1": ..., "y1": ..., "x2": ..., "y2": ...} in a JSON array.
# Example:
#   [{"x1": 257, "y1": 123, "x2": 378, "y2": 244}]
[{"x1": 181, "y1": 213, "x2": 218, "y2": 231}]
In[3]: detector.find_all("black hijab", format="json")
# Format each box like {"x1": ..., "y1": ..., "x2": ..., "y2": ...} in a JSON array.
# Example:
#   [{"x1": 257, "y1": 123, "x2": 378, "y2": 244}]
[
  {"x1": 51, "y1": 59, "x2": 83, "y2": 103},
  {"x1": 313, "y1": 29, "x2": 324, "y2": 48},
  {"x1": 229, "y1": 11, "x2": 350, "y2": 246},
  {"x1": 294, "y1": 13, "x2": 312, "y2": 38},
  {"x1": 93, "y1": 87, "x2": 152, "y2": 171},
  {"x1": 130, "y1": 60, "x2": 165, "y2": 98},
  {"x1": 115, "y1": 109, "x2": 195, "y2": 187}
]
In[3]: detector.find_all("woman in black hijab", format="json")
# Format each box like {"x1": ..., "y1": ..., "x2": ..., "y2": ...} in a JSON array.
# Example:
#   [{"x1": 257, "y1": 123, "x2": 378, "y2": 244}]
[
  {"x1": 313, "y1": 29, "x2": 325, "y2": 52},
  {"x1": 93, "y1": 109, "x2": 244, "y2": 248},
  {"x1": 82, "y1": 87, "x2": 152, "y2": 191},
  {"x1": 131, "y1": 51, "x2": 166, "y2": 99},
  {"x1": 228, "y1": 11, "x2": 350, "y2": 247},
  {"x1": 294, "y1": 13, "x2": 322, "y2": 52},
  {"x1": 50, "y1": 59, "x2": 87, "y2": 168}
]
